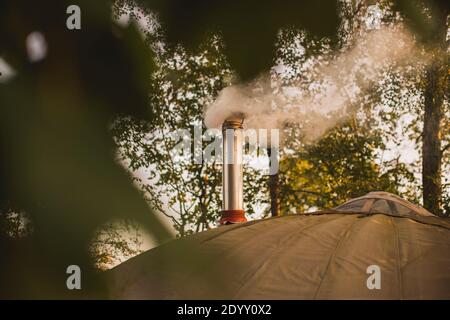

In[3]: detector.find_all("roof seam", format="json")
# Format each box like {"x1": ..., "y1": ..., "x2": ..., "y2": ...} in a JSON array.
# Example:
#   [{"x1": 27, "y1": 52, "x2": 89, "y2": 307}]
[
  {"x1": 177, "y1": 215, "x2": 338, "y2": 298},
  {"x1": 231, "y1": 214, "x2": 350, "y2": 299},
  {"x1": 390, "y1": 216, "x2": 403, "y2": 299},
  {"x1": 313, "y1": 216, "x2": 361, "y2": 299}
]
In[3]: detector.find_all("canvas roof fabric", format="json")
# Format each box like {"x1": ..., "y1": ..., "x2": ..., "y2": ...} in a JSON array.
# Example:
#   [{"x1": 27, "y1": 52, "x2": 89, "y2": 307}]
[{"x1": 107, "y1": 192, "x2": 450, "y2": 299}]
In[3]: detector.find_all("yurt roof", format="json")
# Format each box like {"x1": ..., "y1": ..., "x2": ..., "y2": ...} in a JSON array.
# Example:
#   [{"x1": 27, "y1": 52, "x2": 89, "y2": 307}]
[
  {"x1": 335, "y1": 191, "x2": 435, "y2": 217},
  {"x1": 107, "y1": 192, "x2": 450, "y2": 299}
]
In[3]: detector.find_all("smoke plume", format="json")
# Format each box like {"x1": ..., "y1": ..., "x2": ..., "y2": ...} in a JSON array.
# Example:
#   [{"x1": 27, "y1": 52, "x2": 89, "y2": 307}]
[{"x1": 204, "y1": 26, "x2": 425, "y2": 143}]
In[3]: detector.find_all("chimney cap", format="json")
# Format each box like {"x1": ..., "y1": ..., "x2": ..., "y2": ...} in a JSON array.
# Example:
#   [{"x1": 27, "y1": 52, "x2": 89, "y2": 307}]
[{"x1": 222, "y1": 118, "x2": 244, "y2": 130}]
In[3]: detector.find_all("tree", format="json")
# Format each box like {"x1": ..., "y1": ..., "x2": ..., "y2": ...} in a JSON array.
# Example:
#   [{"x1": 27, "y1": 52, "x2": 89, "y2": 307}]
[
  {"x1": 388, "y1": 0, "x2": 449, "y2": 215},
  {"x1": 111, "y1": 16, "x2": 268, "y2": 235},
  {"x1": 89, "y1": 219, "x2": 146, "y2": 270},
  {"x1": 339, "y1": 0, "x2": 450, "y2": 216},
  {"x1": 271, "y1": 0, "x2": 437, "y2": 213},
  {"x1": 280, "y1": 119, "x2": 411, "y2": 213},
  {"x1": 420, "y1": 3, "x2": 448, "y2": 215}
]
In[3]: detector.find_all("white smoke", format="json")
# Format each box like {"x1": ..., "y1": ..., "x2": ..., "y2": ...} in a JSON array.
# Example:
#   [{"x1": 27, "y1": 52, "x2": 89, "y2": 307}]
[{"x1": 204, "y1": 25, "x2": 424, "y2": 143}]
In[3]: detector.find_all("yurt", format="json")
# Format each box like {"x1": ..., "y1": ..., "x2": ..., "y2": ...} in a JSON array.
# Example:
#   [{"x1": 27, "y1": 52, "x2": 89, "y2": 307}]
[{"x1": 107, "y1": 191, "x2": 450, "y2": 299}]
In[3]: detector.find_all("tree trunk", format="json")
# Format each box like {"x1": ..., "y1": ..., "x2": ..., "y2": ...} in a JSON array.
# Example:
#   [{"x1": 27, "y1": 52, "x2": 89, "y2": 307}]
[
  {"x1": 267, "y1": 148, "x2": 281, "y2": 217},
  {"x1": 422, "y1": 9, "x2": 448, "y2": 216}
]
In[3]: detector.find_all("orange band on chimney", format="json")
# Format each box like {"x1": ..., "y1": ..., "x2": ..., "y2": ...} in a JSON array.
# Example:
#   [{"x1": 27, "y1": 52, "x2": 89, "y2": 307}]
[{"x1": 220, "y1": 210, "x2": 246, "y2": 224}]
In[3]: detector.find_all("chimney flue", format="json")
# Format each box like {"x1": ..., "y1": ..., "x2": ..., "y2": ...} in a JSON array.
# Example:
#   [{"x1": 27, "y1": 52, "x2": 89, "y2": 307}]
[{"x1": 220, "y1": 117, "x2": 246, "y2": 224}]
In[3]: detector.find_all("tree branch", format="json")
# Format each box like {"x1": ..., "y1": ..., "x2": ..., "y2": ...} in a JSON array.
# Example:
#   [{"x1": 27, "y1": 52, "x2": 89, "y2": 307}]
[{"x1": 442, "y1": 143, "x2": 450, "y2": 153}]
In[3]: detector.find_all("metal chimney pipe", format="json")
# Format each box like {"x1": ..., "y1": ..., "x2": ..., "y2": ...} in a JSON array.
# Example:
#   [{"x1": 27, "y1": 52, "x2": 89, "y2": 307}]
[{"x1": 220, "y1": 118, "x2": 246, "y2": 224}]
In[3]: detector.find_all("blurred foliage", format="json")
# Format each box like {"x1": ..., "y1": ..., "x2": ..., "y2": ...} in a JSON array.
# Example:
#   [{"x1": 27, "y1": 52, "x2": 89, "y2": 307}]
[
  {"x1": 391, "y1": 0, "x2": 449, "y2": 44},
  {"x1": 0, "y1": 0, "x2": 172, "y2": 298},
  {"x1": 121, "y1": 0, "x2": 341, "y2": 81},
  {"x1": 0, "y1": 202, "x2": 33, "y2": 239}
]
